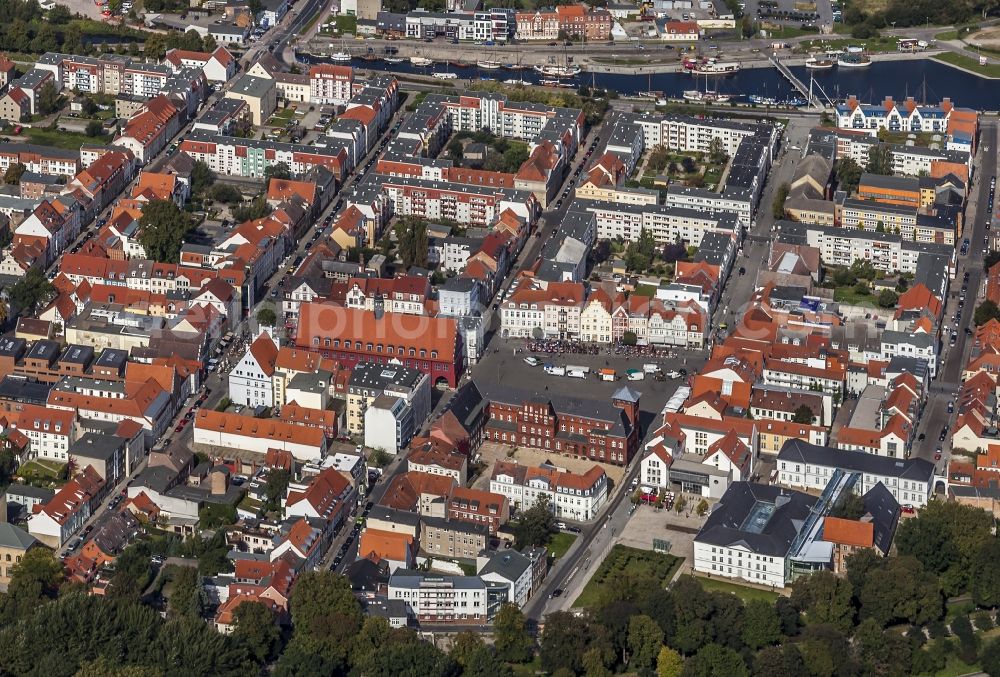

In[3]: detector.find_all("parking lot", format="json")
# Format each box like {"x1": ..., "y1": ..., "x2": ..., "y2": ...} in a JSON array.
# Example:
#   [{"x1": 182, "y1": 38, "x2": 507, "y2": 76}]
[{"x1": 473, "y1": 340, "x2": 707, "y2": 443}]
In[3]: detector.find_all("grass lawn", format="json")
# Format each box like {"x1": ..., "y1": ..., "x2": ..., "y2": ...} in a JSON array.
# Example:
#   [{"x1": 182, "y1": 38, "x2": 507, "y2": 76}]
[
  {"x1": 799, "y1": 35, "x2": 900, "y2": 53},
  {"x1": 934, "y1": 655, "x2": 979, "y2": 677},
  {"x1": 703, "y1": 166, "x2": 723, "y2": 189},
  {"x1": 335, "y1": 14, "x2": 358, "y2": 33},
  {"x1": 17, "y1": 459, "x2": 66, "y2": 486},
  {"x1": 768, "y1": 25, "x2": 822, "y2": 39},
  {"x1": 23, "y1": 127, "x2": 107, "y2": 150},
  {"x1": 933, "y1": 51, "x2": 1000, "y2": 78},
  {"x1": 548, "y1": 532, "x2": 577, "y2": 559},
  {"x1": 269, "y1": 107, "x2": 296, "y2": 123},
  {"x1": 833, "y1": 285, "x2": 876, "y2": 307},
  {"x1": 697, "y1": 576, "x2": 781, "y2": 603},
  {"x1": 634, "y1": 283, "x2": 659, "y2": 297},
  {"x1": 573, "y1": 545, "x2": 683, "y2": 608},
  {"x1": 935, "y1": 25, "x2": 976, "y2": 41}
]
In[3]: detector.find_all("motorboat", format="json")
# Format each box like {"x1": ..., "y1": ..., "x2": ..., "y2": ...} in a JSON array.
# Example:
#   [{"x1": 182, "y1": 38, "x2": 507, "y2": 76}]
[
  {"x1": 837, "y1": 54, "x2": 871, "y2": 67},
  {"x1": 503, "y1": 78, "x2": 530, "y2": 85},
  {"x1": 432, "y1": 72, "x2": 458, "y2": 79},
  {"x1": 477, "y1": 60, "x2": 502, "y2": 70},
  {"x1": 410, "y1": 56, "x2": 433, "y2": 66},
  {"x1": 383, "y1": 56, "x2": 405, "y2": 64},
  {"x1": 329, "y1": 52, "x2": 351, "y2": 62},
  {"x1": 805, "y1": 57, "x2": 835, "y2": 69},
  {"x1": 685, "y1": 57, "x2": 740, "y2": 75}
]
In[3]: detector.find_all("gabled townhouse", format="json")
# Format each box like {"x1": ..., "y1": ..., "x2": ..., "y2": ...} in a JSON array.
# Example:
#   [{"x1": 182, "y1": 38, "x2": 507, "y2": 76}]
[
  {"x1": 269, "y1": 517, "x2": 324, "y2": 571},
  {"x1": 343, "y1": 275, "x2": 431, "y2": 316},
  {"x1": 9, "y1": 404, "x2": 76, "y2": 463},
  {"x1": 113, "y1": 95, "x2": 182, "y2": 164},
  {"x1": 446, "y1": 486, "x2": 510, "y2": 534},
  {"x1": 46, "y1": 376, "x2": 173, "y2": 448},
  {"x1": 163, "y1": 46, "x2": 237, "y2": 83},
  {"x1": 229, "y1": 331, "x2": 279, "y2": 408},
  {"x1": 27, "y1": 465, "x2": 104, "y2": 548}
]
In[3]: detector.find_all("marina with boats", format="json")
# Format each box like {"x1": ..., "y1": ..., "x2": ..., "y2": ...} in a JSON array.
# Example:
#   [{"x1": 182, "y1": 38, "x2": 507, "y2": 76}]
[{"x1": 295, "y1": 46, "x2": 1000, "y2": 111}]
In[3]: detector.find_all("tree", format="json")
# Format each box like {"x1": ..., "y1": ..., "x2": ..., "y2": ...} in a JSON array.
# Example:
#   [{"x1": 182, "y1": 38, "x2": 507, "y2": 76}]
[
  {"x1": 876, "y1": 288, "x2": 899, "y2": 308},
  {"x1": 753, "y1": 645, "x2": 806, "y2": 677},
  {"x1": 772, "y1": 182, "x2": 789, "y2": 219},
  {"x1": 975, "y1": 299, "x2": 1000, "y2": 326},
  {"x1": 707, "y1": 138, "x2": 728, "y2": 165},
  {"x1": 264, "y1": 161, "x2": 292, "y2": 181},
  {"x1": 231, "y1": 195, "x2": 272, "y2": 222},
  {"x1": 984, "y1": 250, "x2": 1000, "y2": 271},
  {"x1": 834, "y1": 157, "x2": 863, "y2": 193},
  {"x1": 622, "y1": 330, "x2": 638, "y2": 346},
  {"x1": 493, "y1": 603, "x2": 534, "y2": 663},
  {"x1": 540, "y1": 611, "x2": 590, "y2": 674},
  {"x1": 858, "y1": 556, "x2": 942, "y2": 627},
  {"x1": 683, "y1": 643, "x2": 748, "y2": 677},
  {"x1": 831, "y1": 491, "x2": 866, "y2": 521},
  {"x1": 4, "y1": 162, "x2": 26, "y2": 184},
  {"x1": 625, "y1": 227, "x2": 655, "y2": 272},
  {"x1": 695, "y1": 499, "x2": 709, "y2": 517},
  {"x1": 895, "y1": 500, "x2": 992, "y2": 597},
  {"x1": 656, "y1": 646, "x2": 683, "y2": 677},
  {"x1": 166, "y1": 565, "x2": 203, "y2": 619},
  {"x1": 48, "y1": 4, "x2": 72, "y2": 23},
  {"x1": 681, "y1": 156, "x2": 696, "y2": 173},
  {"x1": 866, "y1": 144, "x2": 893, "y2": 175},
  {"x1": 207, "y1": 183, "x2": 242, "y2": 204},
  {"x1": 138, "y1": 199, "x2": 194, "y2": 264},
  {"x1": 972, "y1": 539, "x2": 1000, "y2": 609},
  {"x1": 674, "y1": 495, "x2": 687, "y2": 514},
  {"x1": 4, "y1": 547, "x2": 64, "y2": 617},
  {"x1": 263, "y1": 468, "x2": 290, "y2": 514},
  {"x1": 790, "y1": 571, "x2": 855, "y2": 632},
  {"x1": 365, "y1": 634, "x2": 456, "y2": 677},
  {"x1": 791, "y1": 404, "x2": 814, "y2": 424},
  {"x1": 513, "y1": 494, "x2": 554, "y2": 549},
  {"x1": 8, "y1": 267, "x2": 55, "y2": 316},
  {"x1": 646, "y1": 145, "x2": 671, "y2": 173},
  {"x1": 232, "y1": 600, "x2": 280, "y2": 663},
  {"x1": 951, "y1": 614, "x2": 979, "y2": 664},
  {"x1": 191, "y1": 161, "x2": 215, "y2": 194},
  {"x1": 980, "y1": 637, "x2": 1000, "y2": 677},
  {"x1": 85, "y1": 120, "x2": 104, "y2": 137},
  {"x1": 198, "y1": 503, "x2": 237, "y2": 528},
  {"x1": 36, "y1": 81, "x2": 60, "y2": 115},
  {"x1": 257, "y1": 306, "x2": 277, "y2": 327},
  {"x1": 628, "y1": 614, "x2": 664, "y2": 674},
  {"x1": 741, "y1": 599, "x2": 781, "y2": 650},
  {"x1": 394, "y1": 217, "x2": 429, "y2": 269},
  {"x1": 500, "y1": 143, "x2": 530, "y2": 174}
]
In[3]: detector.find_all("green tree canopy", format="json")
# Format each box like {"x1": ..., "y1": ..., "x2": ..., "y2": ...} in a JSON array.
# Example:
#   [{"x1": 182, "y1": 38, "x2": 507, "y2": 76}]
[
  {"x1": 772, "y1": 182, "x2": 790, "y2": 219},
  {"x1": 493, "y1": 603, "x2": 534, "y2": 663},
  {"x1": 513, "y1": 494, "x2": 555, "y2": 549},
  {"x1": 895, "y1": 500, "x2": 993, "y2": 596},
  {"x1": 789, "y1": 571, "x2": 855, "y2": 633},
  {"x1": 865, "y1": 144, "x2": 894, "y2": 175},
  {"x1": 4, "y1": 162, "x2": 26, "y2": 184},
  {"x1": 257, "y1": 306, "x2": 277, "y2": 327},
  {"x1": 975, "y1": 299, "x2": 1000, "y2": 326},
  {"x1": 876, "y1": 288, "x2": 899, "y2": 309},
  {"x1": 791, "y1": 404, "x2": 814, "y2": 424},
  {"x1": 627, "y1": 614, "x2": 664, "y2": 674},
  {"x1": 8, "y1": 267, "x2": 55, "y2": 316},
  {"x1": 834, "y1": 157, "x2": 863, "y2": 193},
  {"x1": 264, "y1": 162, "x2": 292, "y2": 182},
  {"x1": 232, "y1": 600, "x2": 281, "y2": 663},
  {"x1": 138, "y1": 199, "x2": 194, "y2": 264},
  {"x1": 191, "y1": 161, "x2": 215, "y2": 194}
]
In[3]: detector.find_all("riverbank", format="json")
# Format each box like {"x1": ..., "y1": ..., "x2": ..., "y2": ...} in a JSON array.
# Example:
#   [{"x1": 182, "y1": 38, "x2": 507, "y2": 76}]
[{"x1": 584, "y1": 48, "x2": 944, "y2": 74}]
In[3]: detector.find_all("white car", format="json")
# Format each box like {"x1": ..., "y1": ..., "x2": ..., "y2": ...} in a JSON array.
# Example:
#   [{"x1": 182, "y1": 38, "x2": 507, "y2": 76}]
[
  {"x1": 523, "y1": 356, "x2": 540, "y2": 366},
  {"x1": 665, "y1": 370, "x2": 681, "y2": 379}
]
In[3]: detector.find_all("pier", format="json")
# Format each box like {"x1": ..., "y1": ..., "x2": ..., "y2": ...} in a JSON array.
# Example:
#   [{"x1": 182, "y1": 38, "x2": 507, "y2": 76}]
[{"x1": 768, "y1": 54, "x2": 824, "y2": 109}]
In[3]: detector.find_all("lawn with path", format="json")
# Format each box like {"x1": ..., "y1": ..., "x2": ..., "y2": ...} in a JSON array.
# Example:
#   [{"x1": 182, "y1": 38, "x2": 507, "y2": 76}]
[{"x1": 573, "y1": 544, "x2": 683, "y2": 608}]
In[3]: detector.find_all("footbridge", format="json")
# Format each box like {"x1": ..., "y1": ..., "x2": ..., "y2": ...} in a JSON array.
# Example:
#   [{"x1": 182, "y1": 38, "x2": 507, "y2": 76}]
[{"x1": 768, "y1": 54, "x2": 829, "y2": 110}]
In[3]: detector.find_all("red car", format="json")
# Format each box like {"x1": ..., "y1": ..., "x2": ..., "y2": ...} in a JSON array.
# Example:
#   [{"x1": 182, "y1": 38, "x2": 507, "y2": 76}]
[
  {"x1": 174, "y1": 424, "x2": 184, "y2": 433},
  {"x1": 934, "y1": 452, "x2": 942, "y2": 461}
]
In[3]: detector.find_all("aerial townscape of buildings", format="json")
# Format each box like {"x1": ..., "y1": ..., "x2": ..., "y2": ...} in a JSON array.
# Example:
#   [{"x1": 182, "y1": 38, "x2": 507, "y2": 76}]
[{"x1": 0, "y1": 0, "x2": 999, "y2": 672}]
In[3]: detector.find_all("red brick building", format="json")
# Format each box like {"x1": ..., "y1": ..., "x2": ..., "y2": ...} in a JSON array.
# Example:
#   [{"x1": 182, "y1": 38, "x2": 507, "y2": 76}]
[
  {"x1": 295, "y1": 303, "x2": 464, "y2": 387},
  {"x1": 480, "y1": 383, "x2": 641, "y2": 466}
]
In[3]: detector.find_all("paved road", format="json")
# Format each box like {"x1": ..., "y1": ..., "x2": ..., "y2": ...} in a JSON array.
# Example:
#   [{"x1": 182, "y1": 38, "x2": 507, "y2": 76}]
[{"x1": 911, "y1": 120, "x2": 997, "y2": 476}]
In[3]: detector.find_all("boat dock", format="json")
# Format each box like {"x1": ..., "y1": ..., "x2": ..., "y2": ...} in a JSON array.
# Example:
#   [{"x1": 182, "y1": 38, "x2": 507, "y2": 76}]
[{"x1": 768, "y1": 54, "x2": 823, "y2": 109}]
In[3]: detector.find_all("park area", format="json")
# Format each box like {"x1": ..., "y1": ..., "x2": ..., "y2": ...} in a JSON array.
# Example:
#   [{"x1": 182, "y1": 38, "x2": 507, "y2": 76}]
[
  {"x1": 16, "y1": 458, "x2": 67, "y2": 489},
  {"x1": 572, "y1": 545, "x2": 683, "y2": 608}
]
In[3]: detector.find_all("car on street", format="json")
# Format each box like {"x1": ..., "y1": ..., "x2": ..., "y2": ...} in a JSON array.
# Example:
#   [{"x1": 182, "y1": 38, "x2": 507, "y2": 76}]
[
  {"x1": 549, "y1": 588, "x2": 564, "y2": 598},
  {"x1": 934, "y1": 450, "x2": 942, "y2": 461}
]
